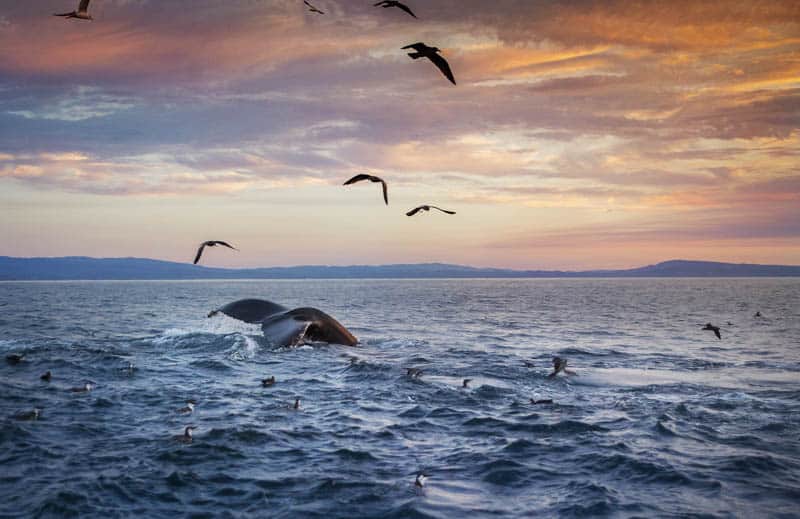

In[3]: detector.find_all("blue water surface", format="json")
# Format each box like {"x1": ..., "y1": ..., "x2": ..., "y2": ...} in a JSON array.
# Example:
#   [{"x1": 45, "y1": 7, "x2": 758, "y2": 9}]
[{"x1": 1, "y1": 279, "x2": 799, "y2": 518}]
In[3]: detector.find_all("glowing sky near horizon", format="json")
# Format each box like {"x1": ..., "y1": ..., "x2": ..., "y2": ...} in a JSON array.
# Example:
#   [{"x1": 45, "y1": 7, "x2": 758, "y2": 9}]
[{"x1": 0, "y1": 0, "x2": 798, "y2": 269}]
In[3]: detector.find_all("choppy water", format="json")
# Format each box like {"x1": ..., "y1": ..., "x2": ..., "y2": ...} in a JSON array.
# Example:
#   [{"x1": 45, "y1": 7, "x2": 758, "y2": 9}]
[{"x1": 1, "y1": 279, "x2": 799, "y2": 518}]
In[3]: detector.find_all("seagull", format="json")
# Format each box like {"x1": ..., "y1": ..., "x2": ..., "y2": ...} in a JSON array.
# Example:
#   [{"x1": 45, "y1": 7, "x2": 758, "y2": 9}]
[
  {"x1": 548, "y1": 357, "x2": 576, "y2": 378},
  {"x1": 5, "y1": 353, "x2": 25, "y2": 365},
  {"x1": 54, "y1": 0, "x2": 93, "y2": 20},
  {"x1": 462, "y1": 378, "x2": 471, "y2": 388},
  {"x1": 343, "y1": 174, "x2": 388, "y2": 205},
  {"x1": 174, "y1": 425, "x2": 196, "y2": 444},
  {"x1": 14, "y1": 408, "x2": 42, "y2": 421},
  {"x1": 304, "y1": 0, "x2": 324, "y2": 14},
  {"x1": 40, "y1": 371, "x2": 52, "y2": 382},
  {"x1": 261, "y1": 376, "x2": 276, "y2": 387},
  {"x1": 177, "y1": 399, "x2": 196, "y2": 414},
  {"x1": 406, "y1": 205, "x2": 456, "y2": 217},
  {"x1": 702, "y1": 323, "x2": 722, "y2": 340},
  {"x1": 193, "y1": 240, "x2": 238, "y2": 265},
  {"x1": 374, "y1": 1, "x2": 417, "y2": 18},
  {"x1": 402, "y1": 43, "x2": 456, "y2": 85},
  {"x1": 415, "y1": 473, "x2": 430, "y2": 488}
]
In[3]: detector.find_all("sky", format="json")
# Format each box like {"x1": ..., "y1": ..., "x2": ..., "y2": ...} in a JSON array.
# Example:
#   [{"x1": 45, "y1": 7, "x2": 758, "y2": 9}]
[{"x1": 0, "y1": 0, "x2": 798, "y2": 269}]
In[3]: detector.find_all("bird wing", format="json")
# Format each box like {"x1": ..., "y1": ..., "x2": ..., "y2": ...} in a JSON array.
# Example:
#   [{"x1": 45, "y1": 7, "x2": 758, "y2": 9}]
[
  {"x1": 714, "y1": 329, "x2": 721, "y2": 340},
  {"x1": 402, "y1": 42, "x2": 426, "y2": 51},
  {"x1": 79, "y1": 0, "x2": 90, "y2": 12},
  {"x1": 54, "y1": 12, "x2": 74, "y2": 16},
  {"x1": 406, "y1": 206, "x2": 423, "y2": 217},
  {"x1": 214, "y1": 241, "x2": 238, "y2": 251},
  {"x1": 428, "y1": 53, "x2": 456, "y2": 84},
  {"x1": 396, "y1": 2, "x2": 417, "y2": 18},
  {"x1": 193, "y1": 243, "x2": 207, "y2": 265},
  {"x1": 343, "y1": 173, "x2": 372, "y2": 185},
  {"x1": 380, "y1": 179, "x2": 388, "y2": 205},
  {"x1": 373, "y1": 1, "x2": 388, "y2": 5},
  {"x1": 430, "y1": 206, "x2": 456, "y2": 214}
]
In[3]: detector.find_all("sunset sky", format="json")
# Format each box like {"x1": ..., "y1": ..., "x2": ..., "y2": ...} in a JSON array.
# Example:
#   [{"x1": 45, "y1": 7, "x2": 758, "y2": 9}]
[{"x1": 1, "y1": 0, "x2": 798, "y2": 269}]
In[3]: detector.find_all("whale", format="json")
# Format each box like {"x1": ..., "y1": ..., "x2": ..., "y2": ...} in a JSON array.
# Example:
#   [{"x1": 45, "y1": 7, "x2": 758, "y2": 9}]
[{"x1": 208, "y1": 298, "x2": 358, "y2": 347}]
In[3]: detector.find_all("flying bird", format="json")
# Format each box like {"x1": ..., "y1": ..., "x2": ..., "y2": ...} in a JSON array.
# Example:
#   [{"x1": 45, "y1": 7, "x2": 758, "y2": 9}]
[
  {"x1": 193, "y1": 240, "x2": 238, "y2": 265},
  {"x1": 402, "y1": 43, "x2": 456, "y2": 85},
  {"x1": 406, "y1": 205, "x2": 456, "y2": 217},
  {"x1": 54, "y1": 0, "x2": 93, "y2": 20},
  {"x1": 702, "y1": 323, "x2": 721, "y2": 340},
  {"x1": 304, "y1": 0, "x2": 324, "y2": 14},
  {"x1": 374, "y1": 1, "x2": 417, "y2": 18},
  {"x1": 343, "y1": 174, "x2": 388, "y2": 205}
]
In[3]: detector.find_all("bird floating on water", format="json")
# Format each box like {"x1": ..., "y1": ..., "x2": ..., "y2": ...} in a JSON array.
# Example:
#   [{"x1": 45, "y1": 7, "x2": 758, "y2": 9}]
[
  {"x1": 40, "y1": 371, "x2": 52, "y2": 382},
  {"x1": 194, "y1": 240, "x2": 238, "y2": 265},
  {"x1": 174, "y1": 426, "x2": 196, "y2": 444},
  {"x1": 530, "y1": 398, "x2": 554, "y2": 405},
  {"x1": 15, "y1": 408, "x2": 42, "y2": 421},
  {"x1": 54, "y1": 0, "x2": 93, "y2": 20},
  {"x1": 415, "y1": 473, "x2": 429, "y2": 488},
  {"x1": 548, "y1": 357, "x2": 576, "y2": 378},
  {"x1": 702, "y1": 323, "x2": 721, "y2": 340},
  {"x1": 261, "y1": 376, "x2": 276, "y2": 387},
  {"x1": 374, "y1": 1, "x2": 417, "y2": 18},
  {"x1": 293, "y1": 398, "x2": 300, "y2": 410},
  {"x1": 402, "y1": 42, "x2": 456, "y2": 85},
  {"x1": 406, "y1": 368, "x2": 423, "y2": 378},
  {"x1": 406, "y1": 205, "x2": 456, "y2": 217},
  {"x1": 5, "y1": 353, "x2": 25, "y2": 365},
  {"x1": 69, "y1": 382, "x2": 95, "y2": 393},
  {"x1": 462, "y1": 378, "x2": 471, "y2": 388},
  {"x1": 304, "y1": 0, "x2": 324, "y2": 14},
  {"x1": 343, "y1": 174, "x2": 388, "y2": 205},
  {"x1": 177, "y1": 399, "x2": 196, "y2": 414}
]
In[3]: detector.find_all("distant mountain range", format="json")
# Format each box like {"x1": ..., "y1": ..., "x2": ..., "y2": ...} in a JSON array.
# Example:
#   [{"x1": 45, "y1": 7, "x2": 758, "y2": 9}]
[{"x1": 0, "y1": 256, "x2": 799, "y2": 280}]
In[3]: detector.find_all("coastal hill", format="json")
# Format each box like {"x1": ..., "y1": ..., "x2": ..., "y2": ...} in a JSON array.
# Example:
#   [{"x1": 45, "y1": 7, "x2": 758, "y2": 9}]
[{"x1": 1, "y1": 257, "x2": 799, "y2": 280}]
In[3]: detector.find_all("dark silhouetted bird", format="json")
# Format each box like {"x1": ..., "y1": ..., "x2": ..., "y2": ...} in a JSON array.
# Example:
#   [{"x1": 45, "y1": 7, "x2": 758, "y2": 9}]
[
  {"x1": 530, "y1": 398, "x2": 554, "y2": 405},
  {"x1": 262, "y1": 376, "x2": 276, "y2": 387},
  {"x1": 548, "y1": 357, "x2": 576, "y2": 377},
  {"x1": 343, "y1": 174, "x2": 388, "y2": 205},
  {"x1": 462, "y1": 378, "x2": 471, "y2": 388},
  {"x1": 402, "y1": 43, "x2": 456, "y2": 85},
  {"x1": 374, "y1": 1, "x2": 417, "y2": 18},
  {"x1": 304, "y1": 0, "x2": 324, "y2": 14},
  {"x1": 40, "y1": 371, "x2": 52, "y2": 382},
  {"x1": 5, "y1": 353, "x2": 24, "y2": 365},
  {"x1": 194, "y1": 240, "x2": 238, "y2": 265},
  {"x1": 54, "y1": 0, "x2": 92, "y2": 20},
  {"x1": 174, "y1": 426, "x2": 196, "y2": 444},
  {"x1": 702, "y1": 323, "x2": 721, "y2": 340},
  {"x1": 406, "y1": 205, "x2": 456, "y2": 217}
]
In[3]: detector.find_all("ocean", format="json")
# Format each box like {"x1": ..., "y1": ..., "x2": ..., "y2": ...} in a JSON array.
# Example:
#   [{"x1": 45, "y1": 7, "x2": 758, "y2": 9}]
[{"x1": 1, "y1": 279, "x2": 799, "y2": 518}]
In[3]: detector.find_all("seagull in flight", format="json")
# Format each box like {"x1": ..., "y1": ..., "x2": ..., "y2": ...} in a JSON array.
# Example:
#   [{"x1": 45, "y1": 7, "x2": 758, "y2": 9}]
[
  {"x1": 374, "y1": 1, "x2": 417, "y2": 18},
  {"x1": 54, "y1": 0, "x2": 93, "y2": 20},
  {"x1": 343, "y1": 174, "x2": 388, "y2": 205},
  {"x1": 304, "y1": 0, "x2": 325, "y2": 14},
  {"x1": 702, "y1": 323, "x2": 722, "y2": 340},
  {"x1": 402, "y1": 43, "x2": 456, "y2": 85},
  {"x1": 406, "y1": 205, "x2": 456, "y2": 217},
  {"x1": 193, "y1": 241, "x2": 238, "y2": 265}
]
